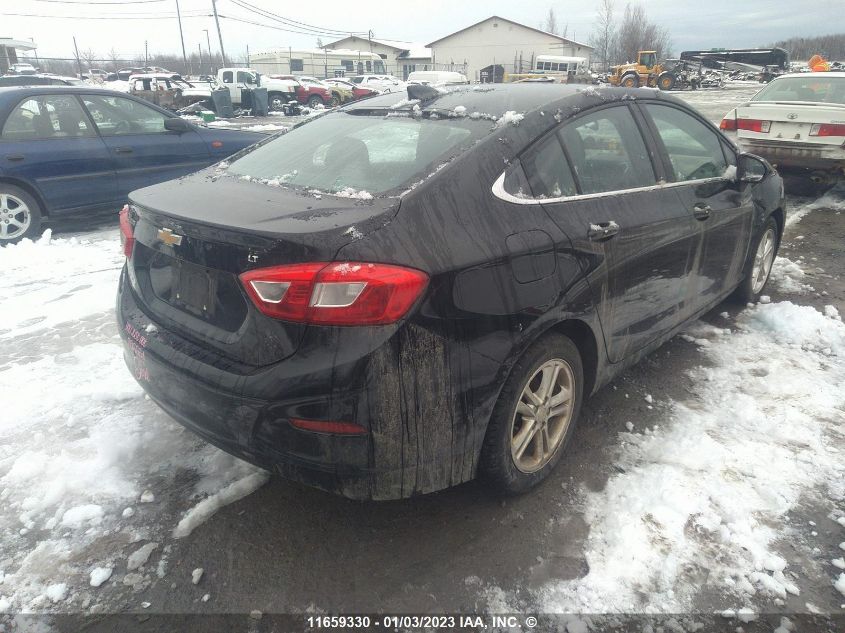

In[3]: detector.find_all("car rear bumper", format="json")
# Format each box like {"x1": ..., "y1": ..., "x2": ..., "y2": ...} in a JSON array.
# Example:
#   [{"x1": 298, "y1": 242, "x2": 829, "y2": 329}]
[
  {"x1": 117, "y1": 268, "x2": 476, "y2": 499},
  {"x1": 740, "y1": 139, "x2": 845, "y2": 175}
]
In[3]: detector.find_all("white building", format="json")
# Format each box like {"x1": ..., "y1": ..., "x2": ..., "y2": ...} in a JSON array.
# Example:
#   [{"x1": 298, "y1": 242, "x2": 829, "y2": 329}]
[
  {"x1": 324, "y1": 36, "x2": 432, "y2": 80},
  {"x1": 427, "y1": 15, "x2": 594, "y2": 82},
  {"x1": 0, "y1": 38, "x2": 38, "y2": 74}
]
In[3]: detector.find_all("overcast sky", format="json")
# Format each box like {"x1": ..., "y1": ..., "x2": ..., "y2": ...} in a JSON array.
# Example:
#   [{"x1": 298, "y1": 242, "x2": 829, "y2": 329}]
[{"x1": 2, "y1": 0, "x2": 841, "y2": 63}]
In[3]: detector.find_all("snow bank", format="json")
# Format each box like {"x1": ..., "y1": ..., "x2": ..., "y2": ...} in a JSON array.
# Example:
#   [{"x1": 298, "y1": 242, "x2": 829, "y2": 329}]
[
  {"x1": 787, "y1": 191, "x2": 845, "y2": 227},
  {"x1": 0, "y1": 229, "x2": 269, "y2": 612},
  {"x1": 534, "y1": 301, "x2": 845, "y2": 612}
]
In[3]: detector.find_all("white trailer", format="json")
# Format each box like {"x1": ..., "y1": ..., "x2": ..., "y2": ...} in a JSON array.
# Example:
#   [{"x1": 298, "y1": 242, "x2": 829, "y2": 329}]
[{"x1": 249, "y1": 48, "x2": 387, "y2": 79}]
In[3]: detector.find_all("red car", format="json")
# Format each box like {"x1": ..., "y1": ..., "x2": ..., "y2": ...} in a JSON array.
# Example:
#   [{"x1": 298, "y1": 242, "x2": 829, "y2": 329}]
[
  {"x1": 323, "y1": 78, "x2": 379, "y2": 101},
  {"x1": 269, "y1": 75, "x2": 333, "y2": 108}
]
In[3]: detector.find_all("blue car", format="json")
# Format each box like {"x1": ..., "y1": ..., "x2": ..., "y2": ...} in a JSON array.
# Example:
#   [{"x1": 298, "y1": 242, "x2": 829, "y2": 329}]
[{"x1": 0, "y1": 86, "x2": 264, "y2": 244}]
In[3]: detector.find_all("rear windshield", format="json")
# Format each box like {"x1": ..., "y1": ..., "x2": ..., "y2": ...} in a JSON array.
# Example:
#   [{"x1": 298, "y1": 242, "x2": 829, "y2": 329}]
[
  {"x1": 226, "y1": 111, "x2": 489, "y2": 196},
  {"x1": 752, "y1": 76, "x2": 845, "y2": 104}
]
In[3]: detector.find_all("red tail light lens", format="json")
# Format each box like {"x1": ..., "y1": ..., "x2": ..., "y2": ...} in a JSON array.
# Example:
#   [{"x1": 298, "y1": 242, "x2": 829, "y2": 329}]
[
  {"x1": 289, "y1": 418, "x2": 367, "y2": 435},
  {"x1": 719, "y1": 117, "x2": 737, "y2": 131},
  {"x1": 810, "y1": 123, "x2": 845, "y2": 137},
  {"x1": 119, "y1": 204, "x2": 135, "y2": 259},
  {"x1": 239, "y1": 262, "x2": 429, "y2": 325},
  {"x1": 736, "y1": 119, "x2": 771, "y2": 133}
]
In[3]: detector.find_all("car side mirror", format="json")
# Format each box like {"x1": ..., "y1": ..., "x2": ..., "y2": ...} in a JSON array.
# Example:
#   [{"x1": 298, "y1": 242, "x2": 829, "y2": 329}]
[
  {"x1": 164, "y1": 117, "x2": 191, "y2": 134},
  {"x1": 738, "y1": 153, "x2": 767, "y2": 183}
]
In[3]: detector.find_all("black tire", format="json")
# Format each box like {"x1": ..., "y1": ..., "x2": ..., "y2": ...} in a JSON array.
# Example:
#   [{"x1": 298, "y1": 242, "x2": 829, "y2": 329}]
[
  {"x1": 307, "y1": 94, "x2": 323, "y2": 108},
  {"x1": 658, "y1": 72, "x2": 676, "y2": 90},
  {"x1": 479, "y1": 333, "x2": 584, "y2": 495},
  {"x1": 621, "y1": 73, "x2": 639, "y2": 88},
  {"x1": 0, "y1": 184, "x2": 42, "y2": 245},
  {"x1": 782, "y1": 174, "x2": 834, "y2": 198},
  {"x1": 329, "y1": 94, "x2": 340, "y2": 107},
  {"x1": 268, "y1": 92, "x2": 286, "y2": 112},
  {"x1": 734, "y1": 216, "x2": 779, "y2": 303}
]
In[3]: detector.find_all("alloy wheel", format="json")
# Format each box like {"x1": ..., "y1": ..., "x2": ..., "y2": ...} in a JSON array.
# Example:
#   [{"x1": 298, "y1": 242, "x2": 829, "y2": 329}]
[
  {"x1": 0, "y1": 193, "x2": 31, "y2": 241},
  {"x1": 751, "y1": 227, "x2": 776, "y2": 294},
  {"x1": 510, "y1": 359, "x2": 576, "y2": 473}
]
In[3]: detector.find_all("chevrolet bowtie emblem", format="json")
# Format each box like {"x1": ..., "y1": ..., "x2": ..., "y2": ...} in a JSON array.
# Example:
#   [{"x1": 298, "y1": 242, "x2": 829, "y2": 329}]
[{"x1": 157, "y1": 227, "x2": 183, "y2": 246}]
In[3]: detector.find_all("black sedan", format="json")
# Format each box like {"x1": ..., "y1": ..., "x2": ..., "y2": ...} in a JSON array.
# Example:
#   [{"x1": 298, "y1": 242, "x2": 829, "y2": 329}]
[
  {"x1": 117, "y1": 84, "x2": 784, "y2": 499},
  {"x1": 0, "y1": 86, "x2": 263, "y2": 243}
]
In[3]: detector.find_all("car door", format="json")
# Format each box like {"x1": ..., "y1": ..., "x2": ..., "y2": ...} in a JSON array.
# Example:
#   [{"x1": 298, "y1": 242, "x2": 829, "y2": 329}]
[
  {"x1": 639, "y1": 102, "x2": 754, "y2": 305},
  {"x1": 0, "y1": 93, "x2": 116, "y2": 213},
  {"x1": 533, "y1": 104, "x2": 701, "y2": 363},
  {"x1": 80, "y1": 93, "x2": 211, "y2": 196}
]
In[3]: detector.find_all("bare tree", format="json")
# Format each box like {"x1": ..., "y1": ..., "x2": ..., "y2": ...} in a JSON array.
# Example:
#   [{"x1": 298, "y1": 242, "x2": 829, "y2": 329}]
[
  {"x1": 591, "y1": 0, "x2": 615, "y2": 70},
  {"x1": 316, "y1": 37, "x2": 324, "y2": 48},
  {"x1": 613, "y1": 3, "x2": 671, "y2": 64},
  {"x1": 79, "y1": 47, "x2": 98, "y2": 70},
  {"x1": 544, "y1": 8, "x2": 559, "y2": 35},
  {"x1": 107, "y1": 47, "x2": 121, "y2": 71}
]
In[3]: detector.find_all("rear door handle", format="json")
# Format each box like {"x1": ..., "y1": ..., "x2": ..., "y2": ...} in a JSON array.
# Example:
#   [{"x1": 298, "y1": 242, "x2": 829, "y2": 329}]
[
  {"x1": 588, "y1": 221, "x2": 619, "y2": 242},
  {"x1": 693, "y1": 203, "x2": 711, "y2": 220},
  {"x1": 114, "y1": 147, "x2": 134, "y2": 154},
  {"x1": 5, "y1": 154, "x2": 25, "y2": 162}
]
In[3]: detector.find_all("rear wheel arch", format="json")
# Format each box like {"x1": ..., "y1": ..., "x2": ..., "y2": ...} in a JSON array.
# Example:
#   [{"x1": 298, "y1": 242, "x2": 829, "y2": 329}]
[
  {"x1": 548, "y1": 318, "x2": 599, "y2": 398},
  {"x1": 770, "y1": 206, "x2": 785, "y2": 241},
  {"x1": 0, "y1": 177, "x2": 49, "y2": 217}
]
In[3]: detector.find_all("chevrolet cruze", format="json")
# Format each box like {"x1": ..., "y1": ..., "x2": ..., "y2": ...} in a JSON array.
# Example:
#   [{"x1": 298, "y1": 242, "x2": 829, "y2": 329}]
[{"x1": 118, "y1": 84, "x2": 784, "y2": 499}]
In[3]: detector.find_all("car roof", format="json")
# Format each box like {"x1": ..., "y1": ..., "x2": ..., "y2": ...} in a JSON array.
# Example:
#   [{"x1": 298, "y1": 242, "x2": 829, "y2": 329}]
[
  {"x1": 345, "y1": 83, "x2": 604, "y2": 114},
  {"x1": 775, "y1": 71, "x2": 845, "y2": 79}
]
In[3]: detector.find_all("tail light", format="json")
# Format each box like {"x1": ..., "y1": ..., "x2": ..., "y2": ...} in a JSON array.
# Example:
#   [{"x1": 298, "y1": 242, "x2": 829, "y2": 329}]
[
  {"x1": 239, "y1": 262, "x2": 429, "y2": 326},
  {"x1": 736, "y1": 119, "x2": 771, "y2": 133},
  {"x1": 719, "y1": 117, "x2": 737, "y2": 131},
  {"x1": 289, "y1": 418, "x2": 367, "y2": 435},
  {"x1": 119, "y1": 204, "x2": 135, "y2": 259},
  {"x1": 810, "y1": 123, "x2": 845, "y2": 137}
]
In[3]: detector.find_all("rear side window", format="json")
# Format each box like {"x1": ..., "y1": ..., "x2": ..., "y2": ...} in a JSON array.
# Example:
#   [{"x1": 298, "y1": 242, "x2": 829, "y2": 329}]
[
  {"x1": 222, "y1": 71, "x2": 233, "y2": 83},
  {"x1": 520, "y1": 134, "x2": 577, "y2": 198},
  {"x1": 644, "y1": 103, "x2": 728, "y2": 181},
  {"x1": 2, "y1": 95, "x2": 95, "y2": 140},
  {"x1": 560, "y1": 106, "x2": 656, "y2": 194}
]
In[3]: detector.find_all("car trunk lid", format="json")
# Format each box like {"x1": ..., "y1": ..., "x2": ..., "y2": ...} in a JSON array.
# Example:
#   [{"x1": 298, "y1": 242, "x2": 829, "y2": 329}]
[
  {"x1": 736, "y1": 102, "x2": 845, "y2": 147},
  {"x1": 126, "y1": 171, "x2": 399, "y2": 367}
]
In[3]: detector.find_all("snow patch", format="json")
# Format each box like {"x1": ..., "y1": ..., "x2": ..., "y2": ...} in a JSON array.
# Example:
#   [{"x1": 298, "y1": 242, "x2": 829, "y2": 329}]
[
  {"x1": 89, "y1": 567, "x2": 112, "y2": 588},
  {"x1": 173, "y1": 471, "x2": 269, "y2": 539},
  {"x1": 497, "y1": 110, "x2": 525, "y2": 127}
]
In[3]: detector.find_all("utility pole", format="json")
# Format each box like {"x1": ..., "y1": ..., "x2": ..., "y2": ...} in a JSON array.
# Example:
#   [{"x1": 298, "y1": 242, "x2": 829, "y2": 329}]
[
  {"x1": 175, "y1": 0, "x2": 190, "y2": 75},
  {"x1": 72, "y1": 36, "x2": 83, "y2": 77},
  {"x1": 198, "y1": 42, "x2": 203, "y2": 75},
  {"x1": 203, "y1": 29, "x2": 212, "y2": 71},
  {"x1": 144, "y1": 40, "x2": 148, "y2": 66},
  {"x1": 210, "y1": 0, "x2": 227, "y2": 67}
]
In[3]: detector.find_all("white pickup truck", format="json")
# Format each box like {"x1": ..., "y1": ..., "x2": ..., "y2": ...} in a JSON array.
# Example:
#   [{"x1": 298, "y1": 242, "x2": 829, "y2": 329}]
[{"x1": 214, "y1": 67, "x2": 298, "y2": 110}]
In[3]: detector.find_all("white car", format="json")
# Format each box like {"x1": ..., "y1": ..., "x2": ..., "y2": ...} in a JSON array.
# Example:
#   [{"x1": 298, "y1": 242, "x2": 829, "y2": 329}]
[
  {"x1": 406, "y1": 70, "x2": 469, "y2": 87},
  {"x1": 348, "y1": 74, "x2": 405, "y2": 93},
  {"x1": 721, "y1": 72, "x2": 845, "y2": 194},
  {"x1": 9, "y1": 63, "x2": 37, "y2": 75}
]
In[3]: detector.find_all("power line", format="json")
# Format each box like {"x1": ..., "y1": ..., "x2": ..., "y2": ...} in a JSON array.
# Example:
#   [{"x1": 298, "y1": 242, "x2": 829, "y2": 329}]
[
  {"x1": 219, "y1": 13, "x2": 363, "y2": 38},
  {"x1": 227, "y1": 0, "x2": 366, "y2": 37},
  {"x1": 28, "y1": 0, "x2": 168, "y2": 4},
  {"x1": 0, "y1": 10, "x2": 208, "y2": 19}
]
